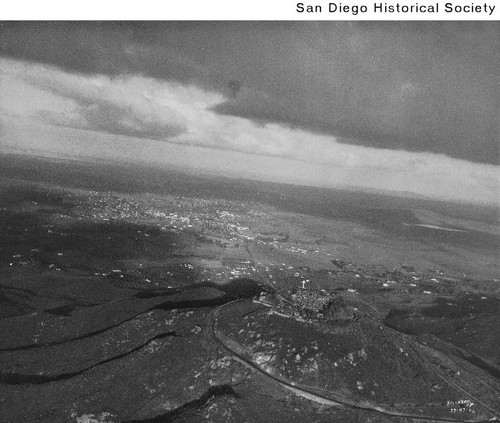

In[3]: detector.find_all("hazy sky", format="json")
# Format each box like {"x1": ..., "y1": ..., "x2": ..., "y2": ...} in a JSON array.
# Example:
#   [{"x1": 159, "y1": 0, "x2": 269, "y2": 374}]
[{"x1": 0, "y1": 22, "x2": 498, "y2": 204}]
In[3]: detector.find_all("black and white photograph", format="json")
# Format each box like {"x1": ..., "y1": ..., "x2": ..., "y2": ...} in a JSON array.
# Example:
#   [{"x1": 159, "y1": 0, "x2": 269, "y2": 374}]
[{"x1": 0, "y1": 19, "x2": 499, "y2": 422}]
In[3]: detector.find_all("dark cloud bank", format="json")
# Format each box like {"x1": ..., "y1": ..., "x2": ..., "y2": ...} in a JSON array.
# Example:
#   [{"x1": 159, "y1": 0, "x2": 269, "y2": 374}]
[{"x1": 1, "y1": 21, "x2": 498, "y2": 165}]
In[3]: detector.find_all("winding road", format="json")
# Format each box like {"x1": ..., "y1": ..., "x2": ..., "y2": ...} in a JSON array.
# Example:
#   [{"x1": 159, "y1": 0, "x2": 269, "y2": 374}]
[{"x1": 207, "y1": 299, "x2": 497, "y2": 423}]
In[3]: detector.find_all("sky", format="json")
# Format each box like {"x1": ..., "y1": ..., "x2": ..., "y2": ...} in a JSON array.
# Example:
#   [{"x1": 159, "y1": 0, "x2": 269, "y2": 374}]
[{"x1": 0, "y1": 22, "x2": 498, "y2": 204}]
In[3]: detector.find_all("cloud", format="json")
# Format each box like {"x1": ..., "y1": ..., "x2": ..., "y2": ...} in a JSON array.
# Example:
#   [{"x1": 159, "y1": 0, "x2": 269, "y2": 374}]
[
  {"x1": 1, "y1": 58, "x2": 216, "y2": 140},
  {"x1": 1, "y1": 22, "x2": 498, "y2": 165},
  {"x1": 0, "y1": 57, "x2": 498, "y2": 205}
]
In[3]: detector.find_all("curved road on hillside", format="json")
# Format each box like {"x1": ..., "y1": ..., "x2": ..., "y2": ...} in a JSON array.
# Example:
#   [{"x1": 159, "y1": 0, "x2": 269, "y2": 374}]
[{"x1": 207, "y1": 299, "x2": 496, "y2": 423}]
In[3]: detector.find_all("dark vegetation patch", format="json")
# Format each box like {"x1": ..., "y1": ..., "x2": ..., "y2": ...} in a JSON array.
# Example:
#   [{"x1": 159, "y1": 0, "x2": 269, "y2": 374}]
[
  {"x1": 421, "y1": 293, "x2": 499, "y2": 318},
  {"x1": 124, "y1": 384, "x2": 240, "y2": 423},
  {"x1": 384, "y1": 295, "x2": 500, "y2": 367},
  {"x1": 0, "y1": 331, "x2": 178, "y2": 385},
  {"x1": 135, "y1": 278, "x2": 264, "y2": 301},
  {"x1": 44, "y1": 304, "x2": 76, "y2": 316},
  {"x1": 36, "y1": 221, "x2": 180, "y2": 261},
  {"x1": 0, "y1": 185, "x2": 75, "y2": 210},
  {"x1": 0, "y1": 204, "x2": 193, "y2": 283}
]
